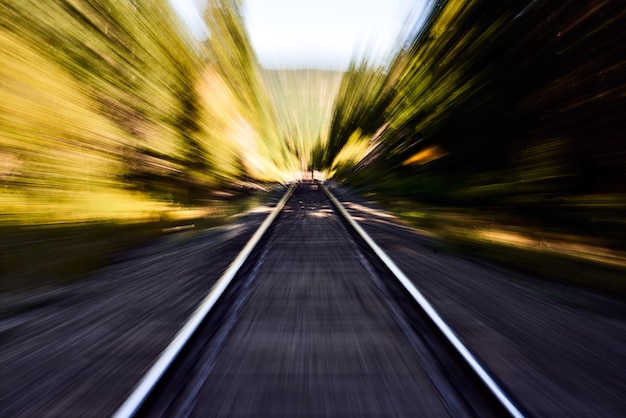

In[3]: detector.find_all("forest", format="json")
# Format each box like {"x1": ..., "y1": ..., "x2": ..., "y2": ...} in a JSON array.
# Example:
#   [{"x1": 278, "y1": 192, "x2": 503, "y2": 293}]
[
  {"x1": 1, "y1": 0, "x2": 624, "y2": 291},
  {"x1": 317, "y1": 0, "x2": 625, "y2": 289},
  {"x1": 1, "y1": 0, "x2": 304, "y2": 226}
]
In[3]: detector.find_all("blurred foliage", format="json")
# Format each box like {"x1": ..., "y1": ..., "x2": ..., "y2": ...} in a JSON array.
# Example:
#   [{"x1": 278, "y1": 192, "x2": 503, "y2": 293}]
[
  {"x1": 201, "y1": 0, "x2": 299, "y2": 180},
  {"x1": 3, "y1": 0, "x2": 624, "y2": 287},
  {"x1": 324, "y1": 0, "x2": 626, "y2": 250},
  {"x1": 261, "y1": 68, "x2": 343, "y2": 171},
  {"x1": 1, "y1": 0, "x2": 205, "y2": 206},
  {"x1": 0, "y1": 0, "x2": 300, "y2": 224},
  {"x1": 313, "y1": 59, "x2": 391, "y2": 172}
]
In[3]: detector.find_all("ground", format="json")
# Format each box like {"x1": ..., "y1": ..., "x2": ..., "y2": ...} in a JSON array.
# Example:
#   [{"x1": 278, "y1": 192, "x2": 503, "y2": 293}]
[{"x1": 1, "y1": 183, "x2": 624, "y2": 417}]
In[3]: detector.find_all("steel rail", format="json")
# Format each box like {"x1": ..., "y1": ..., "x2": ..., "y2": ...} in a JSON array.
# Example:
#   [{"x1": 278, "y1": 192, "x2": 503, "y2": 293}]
[
  {"x1": 113, "y1": 184, "x2": 296, "y2": 418},
  {"x1": 321, "y1": 183, "x2": 525, "y2": 418}
]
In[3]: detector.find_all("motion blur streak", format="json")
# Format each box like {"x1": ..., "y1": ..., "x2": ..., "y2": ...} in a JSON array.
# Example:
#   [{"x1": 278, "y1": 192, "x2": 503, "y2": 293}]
[
  {"x1": 1, "y1": 0, "x2": 626, "y2": 416},
  {"x1": 319, "y1": 0, "x2": 626, "y2": 291},
  {"x1": 0, "y1": 0, "x2": 302, "y2": 291},
  {"x1": 1, "y1": 0, "x2": 624, "y2": 283},
  {"x1": 0, "y1": 0, "x2": 297, "y2": 227}
]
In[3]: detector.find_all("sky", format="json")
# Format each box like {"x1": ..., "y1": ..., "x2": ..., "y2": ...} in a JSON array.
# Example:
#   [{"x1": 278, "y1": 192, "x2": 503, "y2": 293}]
[{"x1": 170, "y1": 0, "x2": 432, "y2": 70}]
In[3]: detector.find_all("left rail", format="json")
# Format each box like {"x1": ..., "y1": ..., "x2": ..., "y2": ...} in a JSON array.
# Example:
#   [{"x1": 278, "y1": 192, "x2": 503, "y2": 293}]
[{"x1": 112, "y1": 184, "x2": 295, "y2": 418}]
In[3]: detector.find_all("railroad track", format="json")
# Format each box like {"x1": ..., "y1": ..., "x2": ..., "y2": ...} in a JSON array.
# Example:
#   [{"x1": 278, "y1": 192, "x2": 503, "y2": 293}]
[{"x1": 114, "y1": 182, "x2": 524, "y2": 417}]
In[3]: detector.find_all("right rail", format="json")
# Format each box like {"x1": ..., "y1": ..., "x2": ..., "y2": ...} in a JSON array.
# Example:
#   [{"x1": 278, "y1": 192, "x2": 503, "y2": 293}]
[{"x1": 322, "y1": 183, "x2": 525, "y2": 418}]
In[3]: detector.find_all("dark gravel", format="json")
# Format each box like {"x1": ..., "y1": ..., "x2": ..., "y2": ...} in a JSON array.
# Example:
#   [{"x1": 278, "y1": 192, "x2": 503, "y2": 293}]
[
  {"x1": 1, "y1": 182, "x2": 624, "y2": 417},
  {"x1": 328, "y1": 182, "x2": 626, "y2": 417},
  {"x1": 160, "y1": 183, "x2": 501, "y2": 417},
  {"x1": 0, "y1": 188, "x2": 286, "y2": 417}
]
